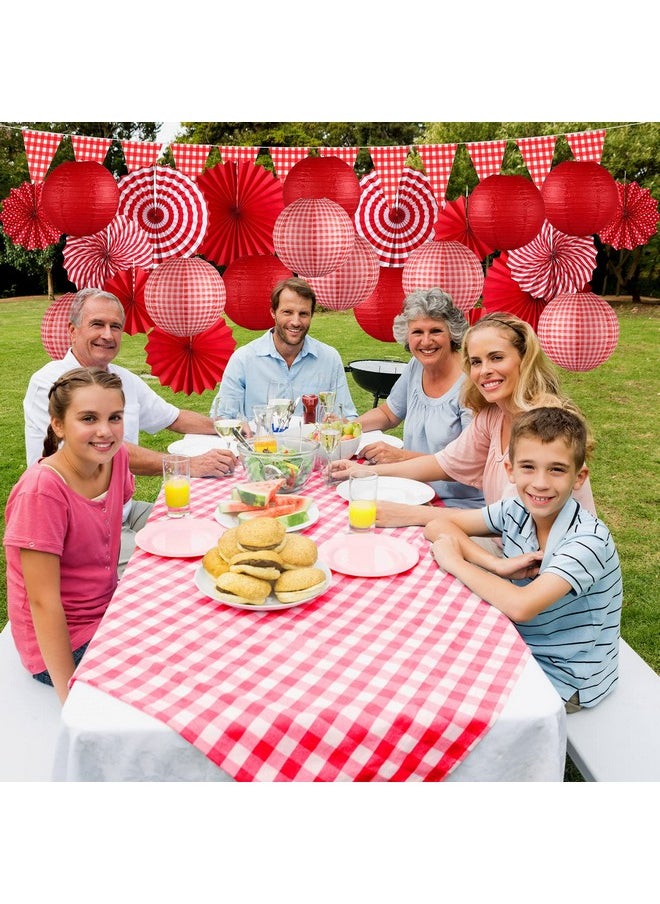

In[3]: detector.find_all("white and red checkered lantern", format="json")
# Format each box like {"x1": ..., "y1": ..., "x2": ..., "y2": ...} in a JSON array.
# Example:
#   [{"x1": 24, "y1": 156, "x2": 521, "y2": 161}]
[
  {"x1": 42, "y1": 161, "x2": 119, "y2": 237},
  {"x1": 308, "y1": 236, "x2": 380, "y2": 310},
  {"x1": 273, "y1": 197, "x2": 355, "y2": 278},
  {"x1": 542, "y1": 161, "x2": 618, "y2": 237},
  {"x1": 402, "y1": 241, "x2": 484, "y2": 314},
  {"x1": 282, "y1": 155, "x2": 361, "y2": 217},
  {"x1": 468, "y1": 175, "x2": 545, "y2": 251},
  {"x1": 537, "y1": 291, "x2": 619, "y2": 372},
  {"x1": 144, "y1": 257, "x2": 226, "y2": 337},
  {"x1": 41, "y1": 293, "x2": 76, "y2": 359},
  {"x1": 222, "y1": 254, "x2": 293, "y2": 331}
]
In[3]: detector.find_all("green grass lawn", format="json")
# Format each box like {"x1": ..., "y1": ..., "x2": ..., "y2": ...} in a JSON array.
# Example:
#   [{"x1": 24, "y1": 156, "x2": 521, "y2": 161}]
[{"x1": 2, "y1": 297, "x2": 659, "y2": 676}]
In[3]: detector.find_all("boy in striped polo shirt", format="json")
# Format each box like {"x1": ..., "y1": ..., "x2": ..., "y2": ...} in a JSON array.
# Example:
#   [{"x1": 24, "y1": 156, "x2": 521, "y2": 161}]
[{"x1": 425, "y1": 406, "x2": 622, "y2": 711}]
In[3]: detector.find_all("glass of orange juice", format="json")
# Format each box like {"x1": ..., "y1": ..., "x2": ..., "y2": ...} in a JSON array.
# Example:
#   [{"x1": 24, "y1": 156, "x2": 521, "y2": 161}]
[
  {"x1": 252, "y1": 405, "x2": 277, "y2": 453},
  {"x1": 348, "y1": 471, "x2": 378, "y2": 531},
  {"x1": 162, "y1": 455, "x2": 191, "y2": 518}
]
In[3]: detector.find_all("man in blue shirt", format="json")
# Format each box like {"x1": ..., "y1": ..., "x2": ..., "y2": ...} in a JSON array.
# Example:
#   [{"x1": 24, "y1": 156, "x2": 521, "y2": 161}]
[
  {"x1": 424, "y1": 406, "x2": 622, "y2": 711},
  {"x1": 211, "y1": 277, "x2": 358, "y2": 421}
]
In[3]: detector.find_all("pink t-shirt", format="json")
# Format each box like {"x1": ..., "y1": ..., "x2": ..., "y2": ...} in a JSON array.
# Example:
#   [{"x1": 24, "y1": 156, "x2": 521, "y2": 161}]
[
  {"x1": 435, "y1": 406, "x2": 596, "y2": 514},
  {"x1": 3, "y1": 445, "x2": 134, "y2": 673}
]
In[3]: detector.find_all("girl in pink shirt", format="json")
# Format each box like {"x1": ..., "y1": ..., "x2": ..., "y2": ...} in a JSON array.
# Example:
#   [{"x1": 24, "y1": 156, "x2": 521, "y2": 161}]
[{"x1": 4, "y1": 367, "x2": 134, "y2": 703}]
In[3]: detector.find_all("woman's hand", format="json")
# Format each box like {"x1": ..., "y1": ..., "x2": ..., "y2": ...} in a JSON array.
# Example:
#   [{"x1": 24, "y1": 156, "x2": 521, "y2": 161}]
[
  {"x1": 360, "y1": 441, "x2": 411, "y2": 465},
  {"x1": 327, "y1": 457, "x2": 359, "y2": 482}
]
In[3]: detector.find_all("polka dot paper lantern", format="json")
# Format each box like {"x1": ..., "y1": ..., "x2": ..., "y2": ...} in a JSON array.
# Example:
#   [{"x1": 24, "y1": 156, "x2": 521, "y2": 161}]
[
  {"x1": 542, "y1": 161, "x2": 618, "y2": 237},
  {"x1": 273, "y1": 197, "x2": 355, "y2": 278},
  {"x1": 41, "y1": 293, "x2": 76, "y2": 359},
  {"x1": 353, "y1": 266, "x2": 405, "y2": 342},
  {"x1": 537, "y1": 291, "x2": 619, "y2": 372},
  {"x1": 402, "y1": 240, "x2": 484, "y2": 314},
  {"x1": 468, "y1": 175, "x2": 545, "y2": 250},
  {"x1": 144, "y1": 257, "x2": 226, "y2": 337},
  {"x1": 282, "y1": 156, "x2": 361, "y2": 217},
  {"x1": 222, "y1": 254, "x2": 293, "y2": 331},
  {"x1": 308, "y1": 236, "x2": 381, "y2": 310},
  {"x1": 42, "y1": 161, "x2": 119, "y2": 237}
]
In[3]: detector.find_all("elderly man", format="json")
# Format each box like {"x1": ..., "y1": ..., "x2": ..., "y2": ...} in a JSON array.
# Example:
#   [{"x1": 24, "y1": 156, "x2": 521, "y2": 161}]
[{"x1": 24, "y1": 288, "x2": 236, "y2": 571}]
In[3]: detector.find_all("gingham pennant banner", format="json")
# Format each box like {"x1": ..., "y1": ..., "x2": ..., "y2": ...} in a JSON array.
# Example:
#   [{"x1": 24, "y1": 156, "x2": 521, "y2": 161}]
[
  {"x1": 516, "y1": 134, "x2": 557, "y2": 188},
  {"x1": 171, "y1": 143, "x2": 214, "y2": 177},
  {"x1": 565, "y1": 129, "x2": 607, "y2": 163},
  {"x1": 269, "y1": 146, "x2": 310, "y2": 181},
  {"x1": 121, "y1": 139, "x2": 165, "y2": 172},
  {"x1": 70, "y1": 135, "x2": 113, "y2": 164},
  {"x1": 466, "y1": 139, "x2": 508, "y2": 181},
  {"x1": 368, "y1": 145, "x2": 410, "y2": 209},
  {"x1": 319, "y1": 147, "x2": 359, "y2": 168},
  {"x1": 21, "y1": 128, "x2": 63, "y2": 182},
  {"x1": 416, "y1": 143, "x2": 458, "y2": 207},
  {"x1": 217, "y1": 146, "x2": 260, "y2": 166}
]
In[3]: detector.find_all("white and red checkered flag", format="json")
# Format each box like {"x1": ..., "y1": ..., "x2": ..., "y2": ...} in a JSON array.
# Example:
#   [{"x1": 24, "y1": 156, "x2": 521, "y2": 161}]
[
  {"x1": 70, "y1": 135, "x2": 113, "y2": 164},
  {"x1": 416, "y1": 143, "x2": 458, "y2": 208},
  {"x1": 319, "y1": 147, "x2": 359, "y2": 168},
  {"x1": 121, "y1": 139, "x2": 165, "y2": 172},
  {"x1": 565, "y1": 129, "x2": 607, "y2": 163},
  {"x1": 269, "y1": 147, "x2": 310, "y2": 182},
  {"x1": 21, "y1": 128, "x2": 63, "y2": 182},
  {"x1": 171, "y1": 143, "x2": 214, "y2": 178},
  {"x1": 368, "y1": 145, "x2": 410, "y2": 209},
  {"x1": 217, "y1": 146, "x2": 260, "y2": 165},
  {"x1": 516, "y1": 134, "x2": 557, "y2": 188},
  {"x1": 466, "y1": 139, "x2": 507, "y2": 181}
]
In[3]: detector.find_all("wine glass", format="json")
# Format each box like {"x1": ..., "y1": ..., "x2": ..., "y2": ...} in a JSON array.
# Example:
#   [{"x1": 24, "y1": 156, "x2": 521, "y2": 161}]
[
  {"x1": 266, "y1": 380, "x2": 294, "y2": 433},
  {"x1": 210, "y1": 394, "x2": 246, "y2": 448},
  {"x1": 317, "y1": 402, "x2": 342, "y2": 485}
]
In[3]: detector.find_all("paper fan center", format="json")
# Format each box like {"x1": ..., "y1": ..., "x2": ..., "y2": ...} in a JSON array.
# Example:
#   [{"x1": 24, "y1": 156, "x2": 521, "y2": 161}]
[
  {"x1": 390, "y1": 206, "x2": 406, "y2": 224},
  {"x1": 146, "y1": 206, "x2": 166, "y2": 225}
]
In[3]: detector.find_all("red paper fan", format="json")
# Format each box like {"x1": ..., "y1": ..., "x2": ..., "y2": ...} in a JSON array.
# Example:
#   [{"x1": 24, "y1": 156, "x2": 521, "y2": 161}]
[
  {"x1": 117, "y1": 165, "x2": 208, "y2": 265},
  {"x1": 482, "y1": 253, "x2": 547, "y2": 330},
  {"x1": 41, "y1": 293, "x2": 76, "y2": 358},
  {"x1": 598, "y1": 180, "x2": 660, "y2": 250},
  {"x1": 63, "y1": 215, "x2": 153, "y2": 289},
  {"x1": 103, "y1": 267, "x2": 154, "y2": 335},
  {"x1": 0, "y1": 181, "x2": 61, "y2": 249},
  {"x1": 507, "y1": 220, "x2": 597, "y2": 302},
  {"x1": 434, "y1": 196, "x2": 495, "y2": 260},
  {"x1": 197, "y1": 161, "x2": 285, "y2": 267},
  {"x1": 145, "y1": 318, "x2": 237, "y2": 395}
]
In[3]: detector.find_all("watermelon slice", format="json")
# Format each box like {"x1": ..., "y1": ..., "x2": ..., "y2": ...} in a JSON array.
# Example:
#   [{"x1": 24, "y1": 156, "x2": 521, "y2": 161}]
[
  {"x1": 231, "y1": 479, "x2": 285, "y2": 507},
  {"x1": 237, "y1": 508, "x2": 311, "y2": 528},
  {"x1": 232, "y1": 495, "x2": 312, "y2": 521}
]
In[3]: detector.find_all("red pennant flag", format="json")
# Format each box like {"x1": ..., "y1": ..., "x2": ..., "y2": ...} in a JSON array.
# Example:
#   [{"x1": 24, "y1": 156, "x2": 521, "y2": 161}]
[
  {"x1": 171, "y1": 143, "x2": 214, "y2": 177},
  {"x1": 416, "y1": 143, "x2": 458, "y2": 208},
  {"x1": 517, "y1": 135, "x2": 557, "y2": 188},
  {"x1": 121, "y1": 139, "x2": 165, "y2": 172},
  {"x1": 21, "y1": 128, "x2": 63, "y2": 182},
  {"x1": 70, "y1": 135, "x2": 113, "y2": 164},
  {"x1": 466, "y1": 139, "x2": 508, "y2": 181},
  {"x1": 217, "y1": 146, "x2": 260, "y2": 166},
  {"x1": 566, "y1": 129, "x2": 607, "y2": 163},
  {"x1": 368, "y1": 146, "x2": 410, "y2": 209},
  {"x1": 269, "y1": 147, "x2": 310, "y2": 182},
  {"x1": 319, "y1": 147, "x2": 359, "y2": 168}
]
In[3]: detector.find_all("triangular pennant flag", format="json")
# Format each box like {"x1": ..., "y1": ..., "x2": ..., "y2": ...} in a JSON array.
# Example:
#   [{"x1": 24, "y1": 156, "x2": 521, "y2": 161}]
[
  {"x1": 121, "y1": 139, "x2": 165, "y2": 172},
  {"x1": 217, "y1": 146, "x2": 260, "y2": 166},
  {"x1": 269, "y1": 147, "x2": 310, "y2": 181},
  {"x1": 369, "y1": 146, "x2": 410, "y2": 209},
  {"x1": 416, "y1": 143, "x2": 458, "y2": 207},
  {"x1": 21, "y1": 128, "x2": 63, "y2": 182},
  {"x1": 171, "y1": 143, "x2": 214, "y2": 177},
  {"x1": 70, "y1": 135, "x2": 113, "y2": 164},
  {"x1": 319, "y1": 147, "x2": 359, "y2": 168},
  {"x1": 466, "y1": 139, "x2": 508, "y2": 181},
  {"x1": 516, "y1": 134, "x2": 557, "y2": 188},
  {"x1": 566, "y1": 129, "x2": 607, "y2": 163}
]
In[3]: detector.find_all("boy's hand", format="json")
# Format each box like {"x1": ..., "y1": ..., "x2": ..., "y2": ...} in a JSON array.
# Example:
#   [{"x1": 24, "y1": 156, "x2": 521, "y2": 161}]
[
  {"x1": 492, "y1": 551, "x2": 543, "y2": 580},
  {"x1": 430, "y1": 535, "x2": 465, "y2": 572}
]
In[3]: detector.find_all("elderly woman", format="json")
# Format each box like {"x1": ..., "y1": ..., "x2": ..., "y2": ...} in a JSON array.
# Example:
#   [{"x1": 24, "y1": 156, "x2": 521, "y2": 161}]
[{"x1": 356, "y1": 287, "x2": 484, "y2": 508}]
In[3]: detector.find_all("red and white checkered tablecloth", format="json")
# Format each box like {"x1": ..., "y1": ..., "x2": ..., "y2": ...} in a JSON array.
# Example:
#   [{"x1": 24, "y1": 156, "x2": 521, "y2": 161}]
[{"x1": 72, "y1": 470, "x2": 530, "y2": 781}]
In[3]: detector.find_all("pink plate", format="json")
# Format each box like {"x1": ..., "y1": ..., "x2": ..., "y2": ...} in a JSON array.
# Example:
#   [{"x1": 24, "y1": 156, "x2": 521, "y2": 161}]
[
  {"x1": 318, "y1": 533, "x2": 419, "y2": 577},
  {"x1": 135, "y1": 518, "x2": 222, "y2": 558}
]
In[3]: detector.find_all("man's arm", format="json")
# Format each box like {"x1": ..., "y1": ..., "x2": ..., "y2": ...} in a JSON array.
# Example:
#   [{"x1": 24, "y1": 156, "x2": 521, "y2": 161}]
[
  {"x1": 167, "y1": 410, "x2": 216, "y2": 435},
  {"x1": 124, "y1": 442, "x2": 236, "y2": 478}
]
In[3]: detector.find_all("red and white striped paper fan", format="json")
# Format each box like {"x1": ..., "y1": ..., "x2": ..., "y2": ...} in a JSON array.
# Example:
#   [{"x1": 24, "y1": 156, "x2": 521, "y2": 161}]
[
  {"x1": 507, "y1": 220, "x2": 597, "y2": 301},
  {"x1": 63, "y1": 215, "x2": 153, "y2": 289},
  {"x1": 41, "y1": 292, "x2": 76, "y2": 359},
  {"x1": 117, "y1": 165, "x2": 208, "y2": 265},
  {"x1": 355, "y1": 167, "x2": 438, "y2": 267}
]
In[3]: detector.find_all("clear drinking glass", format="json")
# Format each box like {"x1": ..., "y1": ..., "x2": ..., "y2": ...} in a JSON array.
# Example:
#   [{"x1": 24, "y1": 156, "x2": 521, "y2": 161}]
[
  {"x1": 266, "y1": 380, "x2": 294, "y2": 433},
  {"x1": 162, "y1": 455, "x2": 191, "y2": 518},
  {"x1": 210, "y1": 394, "x2": 246, "y2": 447},
  {"x1": 348, "y1": 471, "x2": 378, "y2": 531}
]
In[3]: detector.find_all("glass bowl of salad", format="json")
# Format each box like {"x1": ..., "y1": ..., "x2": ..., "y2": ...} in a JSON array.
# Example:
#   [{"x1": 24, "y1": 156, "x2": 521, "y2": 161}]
[{"x1": 237, "y1": 439, "x2": 320, "y2": 493}]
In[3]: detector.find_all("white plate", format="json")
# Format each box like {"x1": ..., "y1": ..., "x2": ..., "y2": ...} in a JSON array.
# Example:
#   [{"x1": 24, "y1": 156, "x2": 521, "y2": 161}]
[
  {"x1": 318, "y1": 534, "x2": 419, "y2": 577},
  {"x1": 135, "y1": 518, "x2": 222, "y2": 558},
  {"x1": 194, "y1": 562, "x2": 332, "y2": 611},
  {"x1": 356, "y1": 431, "x2": 404, "y2": 455},
  {"x1": 168, "y1": 435, "x2": 230, "y2": 456},
  {"x1": 214, "y1": 502, "x2": 320, "y2": 533},
  {"x1": 336, "y1": 476, "x2": 435, "y2": 505}
]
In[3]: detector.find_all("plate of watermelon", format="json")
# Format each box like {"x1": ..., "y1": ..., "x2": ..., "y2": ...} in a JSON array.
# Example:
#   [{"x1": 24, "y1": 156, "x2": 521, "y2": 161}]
[{"x1": 215, "y1": 479, "x2": 319, "y2": 532}]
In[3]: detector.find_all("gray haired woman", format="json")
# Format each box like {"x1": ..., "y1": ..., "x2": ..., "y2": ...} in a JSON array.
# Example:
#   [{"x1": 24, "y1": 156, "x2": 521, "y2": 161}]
[{"x1": 355, "y1": 287, "x2": 484, "y2": 508}]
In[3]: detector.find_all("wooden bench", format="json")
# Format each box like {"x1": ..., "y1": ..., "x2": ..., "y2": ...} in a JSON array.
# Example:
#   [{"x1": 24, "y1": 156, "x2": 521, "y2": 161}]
[
  {"x1": 566, "y1": 639, "x2": 660, "y2": 781},
  {"x1": 0, "y1": 623, "x2": 62, "y2": 781}
]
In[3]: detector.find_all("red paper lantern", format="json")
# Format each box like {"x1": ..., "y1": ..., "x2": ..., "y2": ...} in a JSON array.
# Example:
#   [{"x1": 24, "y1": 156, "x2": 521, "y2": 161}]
[
  {"x1": 537, "y1": 291, "x2": 619, "y2": 372},
  {"x1": 41, "y1": 161, "x2": 119, "y2": 237},
  {"x1": 144, "y1": 257, "x2": 226, "y2": 337},
  {"x1": 401, "y1": 240, "x2": 484, "y2": 314},
  {"x1": 273, "y1": 197, "x2": 355, "y2": 278},
  {"x1": 308, "y1": 236, "x2": 381, "y2": 310},
  {"x1": 282, "y1": 156, "x2": 361, "y2": 217},
  {"x1": 542, "y1": 161, "x2": 618, "y2": 237},
  {"x1": 222, "y1": 254, "x2": 293, "y2": 330},
  {"x1": 467, "y1": 175, "x2": 545, "y2": 251},
  {"x1": 353, "y1": 266, "x2": 405, "y2": 342},
  {"x1": 41, "y1": 293, "x2": 76, "y2": 359}
]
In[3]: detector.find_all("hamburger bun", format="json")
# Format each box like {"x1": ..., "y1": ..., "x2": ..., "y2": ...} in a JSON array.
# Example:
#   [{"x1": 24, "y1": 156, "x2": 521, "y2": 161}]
[
  {"x1": 237, "y1": 517, "x2": 286, "y2": 552},
  {"x1": 217, "y1": 527, "x2": 243, "y2": 563},
  {"x1": 202, "y1": 547, "x2": 230, "y2": 579},
  {"x1": 280, "y1": 534, "x2": 318, "y2": 569},
  {"x1": 229, "y1": 550, "x2": 285, "y2": 581},
  {"x1": 273, "y1": 566, "x2": 327, "y2": 603},
  {"x1": 215, "y1": 572, "x2": 271, "y2": 606}
]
